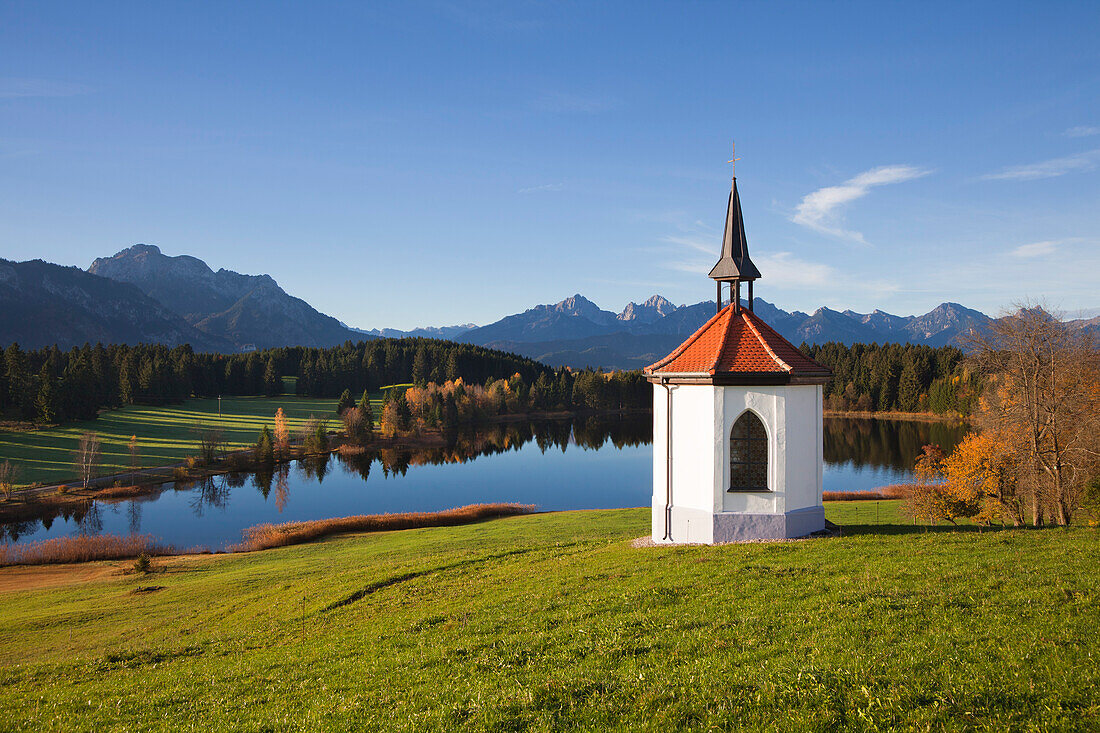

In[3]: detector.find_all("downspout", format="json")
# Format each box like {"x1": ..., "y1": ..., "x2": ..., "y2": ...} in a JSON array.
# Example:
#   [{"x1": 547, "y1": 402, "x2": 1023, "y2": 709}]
[{"x1": 660, "y1": 378, "x2": 673, "y2": 541}]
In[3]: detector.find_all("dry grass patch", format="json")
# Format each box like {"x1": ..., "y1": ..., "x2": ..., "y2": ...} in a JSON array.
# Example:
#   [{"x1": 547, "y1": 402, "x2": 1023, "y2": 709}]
[
  {"x1": 823, "y1": 485, "x2": 913, "y2": 501},
  {"x1": 0, "y1": 533, "x2": 173, "y2": 567},
  {"x1": 233, "y1": 503, "x2": 536, "y2": 551}
]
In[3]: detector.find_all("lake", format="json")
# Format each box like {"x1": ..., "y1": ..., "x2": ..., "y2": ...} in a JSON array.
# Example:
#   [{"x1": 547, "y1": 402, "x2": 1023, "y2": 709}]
[{"x1": 1, "y1": 415, "x2": 967, "y2": 550}]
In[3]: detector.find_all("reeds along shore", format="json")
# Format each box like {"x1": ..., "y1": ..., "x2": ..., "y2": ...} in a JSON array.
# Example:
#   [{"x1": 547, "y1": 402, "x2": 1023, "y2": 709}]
[
  {"x1": 0, "y1": 533, "x2": 171, "y2": 566},
  {"x1": 822, "y1": 486, "x2": 912, "y2": 501},
  {"x1": 232, "y1": 503, "x2": 536, "y2": 551},
  {"x1": 0, "y1": 503, "x2": 537, "y2": 566}
]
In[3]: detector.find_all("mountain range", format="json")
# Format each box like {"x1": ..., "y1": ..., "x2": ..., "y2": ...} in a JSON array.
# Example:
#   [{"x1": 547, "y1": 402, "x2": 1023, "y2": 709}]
[
  {"x1": 456, "y1": 295, "x2": 997, "y2": 369},
  {"x1": 88, "y1": 245, "x2": 361, "y2": 350},
  {"x1": 1, "y1": 245, "x2": 1094, "y2": 369},
  {"x1": 0, "y1": 257, "x2": 232, "y2": 352}
]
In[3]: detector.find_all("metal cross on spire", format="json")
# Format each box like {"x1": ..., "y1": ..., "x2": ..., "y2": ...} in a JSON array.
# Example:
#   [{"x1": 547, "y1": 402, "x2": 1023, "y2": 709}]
[{"x1": 727, "y1": 142, "x2": 741, "y2": 179}]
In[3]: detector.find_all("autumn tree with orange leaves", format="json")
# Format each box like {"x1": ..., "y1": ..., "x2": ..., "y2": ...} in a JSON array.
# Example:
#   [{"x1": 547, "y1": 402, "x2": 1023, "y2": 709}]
[
  {"x1": 905, "y1": 444, "x2": 979, "y2": 525},
  {"x1": 273, "y1": 407, "x2": 290, "y2": 457},
  {"x1": 962, "y1": 305, "x2": 1100, "y2": 526},
  {"x1": 942, "y1": 432, "x2": 1025, "y2": 526}
]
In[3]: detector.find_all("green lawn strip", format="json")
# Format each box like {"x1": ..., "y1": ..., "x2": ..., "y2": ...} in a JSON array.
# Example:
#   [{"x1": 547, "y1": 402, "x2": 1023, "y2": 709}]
[
  {"x1": 0, "y1": 508, "x2": 1097, "y2": 730},
  {"x1": 0, "y1": 394, "x2": 386, "y2": 487}
]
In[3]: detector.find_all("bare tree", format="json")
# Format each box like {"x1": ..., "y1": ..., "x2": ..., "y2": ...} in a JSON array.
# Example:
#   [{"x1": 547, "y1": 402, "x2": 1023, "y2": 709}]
[
  {"x1": 128, "y1": 434, "x2": 139, "y2": 486},
  {"x1": 74, "y1": 432, "x2": 102, "y2": 491},
  {"x1": 0, "y1": 460, "x2": 19, "y2": 501},
  {"x1": 341, "y1": 407, "x2": 372, "y2": 444},
  {"x1": 194, "y1": 423, "x2": 225, "y2": 466},
  {"x1": 965, "y1": 304, "x2": 1100, "y2": 525}
]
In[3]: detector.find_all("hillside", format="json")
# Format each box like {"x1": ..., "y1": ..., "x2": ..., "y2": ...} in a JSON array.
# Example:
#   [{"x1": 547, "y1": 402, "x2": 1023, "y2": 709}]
[
  {"x1": 0, "y1": 258, "x2": 232, "y2": 351},
  {"x1": 0, "y1": 509, "x2": 1096, "y2": 730},
  {"x1": 89, "y1": 244, "x2": 362, "y2": 350}
]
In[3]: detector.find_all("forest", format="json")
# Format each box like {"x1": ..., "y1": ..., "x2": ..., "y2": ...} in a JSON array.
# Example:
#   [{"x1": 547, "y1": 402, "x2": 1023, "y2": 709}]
[
  {"x1": 0, "y1": 336, "x2": 984, "y2": 428},
  {"x1": 801, "y1": 341, "x2": 979, "y2": 415},
  {"x1": 0, "y1": 338, "x2": 645, "y2": 427}
]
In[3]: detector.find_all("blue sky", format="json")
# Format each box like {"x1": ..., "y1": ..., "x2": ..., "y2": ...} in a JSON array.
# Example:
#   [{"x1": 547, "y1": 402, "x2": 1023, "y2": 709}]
[{"x1": 2, "y1": 2, "x2": 1098, "y2": 329}]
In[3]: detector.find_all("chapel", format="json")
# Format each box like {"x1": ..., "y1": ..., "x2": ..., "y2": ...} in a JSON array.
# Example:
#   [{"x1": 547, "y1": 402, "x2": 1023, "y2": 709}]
[{"x1": 643, "y1": 162, "x2": 832, "y2": 543}]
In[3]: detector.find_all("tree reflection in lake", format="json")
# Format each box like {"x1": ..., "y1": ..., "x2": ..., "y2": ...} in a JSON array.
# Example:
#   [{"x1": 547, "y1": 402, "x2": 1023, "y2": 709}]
[
  {"x1": 823, "y1": 418, "x2": 967, "y2": 472},
  {"x1": 331, "y1": 414, "x2": 653, "y2": 482},
  {"x1": 274, "y1": 464, "x2": 290, "y2": 513},
  {"x1": 185, "y1": 475, "x2": 231, "y2": 517},
  {"x1": 1, "y1": 414, "x2": 971, "y2": 550}
]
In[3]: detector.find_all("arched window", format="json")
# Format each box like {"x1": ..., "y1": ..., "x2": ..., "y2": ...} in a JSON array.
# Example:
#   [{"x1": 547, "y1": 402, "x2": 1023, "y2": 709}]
[{"x1": 729, "y1": 412, "x2": 768, "y2": 492}]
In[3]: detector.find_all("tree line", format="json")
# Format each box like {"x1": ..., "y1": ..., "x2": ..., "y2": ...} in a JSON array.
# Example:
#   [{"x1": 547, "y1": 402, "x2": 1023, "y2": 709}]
[
  {"x1": 0, "y1": 342, "x2": 287, "y2": 424},
  {"x1": 800, "y1": 341, "x2": 980, "y2": 415},
  {"x1": 293, "y1": 339, "x2": 551, "y2": 397},
  {"x1": 372, "y1": 370, "x2": 649, "y2": 436},
  {"x1": 0, "y1": 337, "x2": 650, "y2": 427}
]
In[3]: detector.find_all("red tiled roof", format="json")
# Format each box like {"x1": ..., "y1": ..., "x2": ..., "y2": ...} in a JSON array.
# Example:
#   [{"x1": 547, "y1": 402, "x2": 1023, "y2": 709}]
[{"x1": 645, "y1": 305, "x2": 831, "y2": 377}]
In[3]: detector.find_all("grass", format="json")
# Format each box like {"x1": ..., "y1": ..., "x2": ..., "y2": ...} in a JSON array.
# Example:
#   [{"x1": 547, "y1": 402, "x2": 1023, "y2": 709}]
[
  {"x1": 0, "y1": 506, "x2": 1097, "y2": 730},
  {"x1": 0, "y1": 393, "x2": 384, "y2": 487}
]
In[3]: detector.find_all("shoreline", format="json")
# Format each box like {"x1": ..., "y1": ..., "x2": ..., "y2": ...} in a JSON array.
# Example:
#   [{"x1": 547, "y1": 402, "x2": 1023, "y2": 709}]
[
  {"x1": 0, "y1": 408, "x2": 649, "y2": 524},
  {"x1": 824, "y1": 409, "x2": 968, "y2": 423}
]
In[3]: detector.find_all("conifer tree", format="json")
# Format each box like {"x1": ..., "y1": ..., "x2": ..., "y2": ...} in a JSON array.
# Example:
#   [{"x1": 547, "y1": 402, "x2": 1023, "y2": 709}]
[
  {"x1": 35, "y1": 364, "x2": 58, "y2": 423},
  {"x1": 5, "y1": 344, "x2": 30, "y2": 419},
  {"x1": 336, "y1": 389, "x2": 354, "y2": 414},
  {"x1": 411, "y1": 347, "x2": 430, "y2": 385},
  {"x1": 897, "y1": 361, "x2": 921, "y2": 412},
  {"x1": 263, "y1": 358, "x2": 281, "y2": 397},
  {"x1": 357, "y1": 390, "x2": 374, "y2": 428},
  {"x1": 256, "y1": 426, "x2": 275, "y2": 464}
]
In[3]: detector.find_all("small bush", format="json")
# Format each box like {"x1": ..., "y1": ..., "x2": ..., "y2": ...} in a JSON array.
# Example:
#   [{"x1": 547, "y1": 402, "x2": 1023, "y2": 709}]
[
  {"x1": 132, "y1": 553, "x2": 152, "y2": 574},
  {"x1": 302, "y1": 417, "x2": 329, "y2": 454},
  {"x1": 95, "y1": 484, "x2": 147, "y2": 500},
  {"x1": 223, "y1": 451, "x2": 254, "y2": 472}
]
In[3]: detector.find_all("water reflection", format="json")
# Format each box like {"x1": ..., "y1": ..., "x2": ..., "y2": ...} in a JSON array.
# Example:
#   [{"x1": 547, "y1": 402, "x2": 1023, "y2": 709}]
[
  {"x1": 1, "y1": 415, "x2": 968, "y2": 548},
  {"x1": 185, "y1": 475, "x2": 231, "y2": 517},
  {"x1": 823, "y1": 417, "x2": 967, "y2": 472}
]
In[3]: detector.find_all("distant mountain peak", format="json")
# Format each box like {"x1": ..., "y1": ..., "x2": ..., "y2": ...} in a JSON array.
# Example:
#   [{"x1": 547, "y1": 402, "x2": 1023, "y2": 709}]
[
  {"x1": 0, "y1": 257, "x2": 232, "y2": 351},
  {"x1": 555, "y1": 293, "x2": 599, "y2": 310},
  {"x1": 618, "y1": 294, "x2": 678, "y2": 323},
  {"x1": 87, "y1": 244, "x2": 361, "y2": 350}
]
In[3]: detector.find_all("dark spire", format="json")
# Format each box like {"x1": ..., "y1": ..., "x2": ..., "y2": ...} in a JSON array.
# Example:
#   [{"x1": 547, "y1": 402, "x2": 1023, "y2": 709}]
[{"x1": 708, "y1": 178, "x2": 761, "y2": 282}]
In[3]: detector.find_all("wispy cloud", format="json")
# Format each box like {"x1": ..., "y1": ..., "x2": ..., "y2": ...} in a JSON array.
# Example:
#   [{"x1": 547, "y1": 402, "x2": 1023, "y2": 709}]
[
  {"x1": 0, "y1": 78, "x2": 92, "y2": 98},
  {"x1": 1011, "y1": 240, "x2": 1059, "y2": 258},
  {"x1": 754, "y1": 252, "x2": 835, "y2": 288},
  {"x1": 658, "y1": 233, "x2": 899, "y2": 298},
  {"x1": 982, "y1": 148, "x2": 1100, "y2": 181},
  {"x1": 662, "y1": 234, "x2": 715, "y2": 256},
  {"x1": 530, "y1": 92, "x2": 617, "y2": 114},
  {"x1": 517, "y1": 183, "x2": 564, "y2": 194},
  {"x1": 1065, "y1": 126, "x2": 1100, "y2": 138},
  {"x1": 791, "y1": 165, "x2": 931, "y2": 244}
]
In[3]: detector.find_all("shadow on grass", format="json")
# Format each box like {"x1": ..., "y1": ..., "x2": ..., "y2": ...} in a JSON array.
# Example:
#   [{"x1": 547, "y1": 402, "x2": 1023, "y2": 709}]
[{"x1": 835, "y1": 523, "x2": 1061, "y2": 537}]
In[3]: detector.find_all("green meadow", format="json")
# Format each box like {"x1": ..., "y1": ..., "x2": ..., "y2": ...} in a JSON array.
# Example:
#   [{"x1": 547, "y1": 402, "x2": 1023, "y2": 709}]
[
  {"x1": 0, "y1": 507, "x2": 1097, "y2": 731},
  {"x1": 0, "y1": 394, "x2": 376, "y2": 487}
]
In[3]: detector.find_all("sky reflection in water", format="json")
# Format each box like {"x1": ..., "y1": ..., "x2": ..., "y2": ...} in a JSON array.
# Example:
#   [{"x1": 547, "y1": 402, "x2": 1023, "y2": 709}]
[{"x1": 3, "y1": 416, "x2": 966, "y2": 550}]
